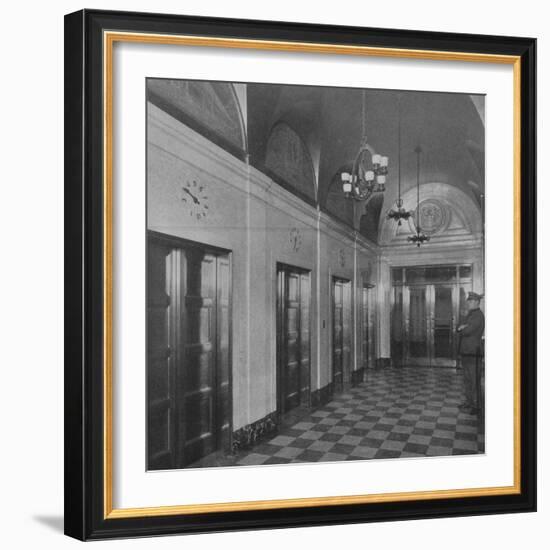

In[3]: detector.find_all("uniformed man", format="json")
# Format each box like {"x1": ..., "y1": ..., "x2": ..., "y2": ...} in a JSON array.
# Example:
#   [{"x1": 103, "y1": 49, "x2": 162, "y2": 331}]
[{"x1": 456, "y1": 292, "x2": 485, "y2": 414}]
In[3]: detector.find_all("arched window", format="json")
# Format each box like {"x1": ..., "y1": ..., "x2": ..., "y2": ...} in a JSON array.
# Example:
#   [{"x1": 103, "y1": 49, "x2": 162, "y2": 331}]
[
  {"x1": 264, "y1": 122, "x2": 316, "y2": 203},
  {"x1": 323, "y1": 170, "x2": 355, "y2": 228},
  {"x1": 359, "y1": 195, "x2": 384, "y2": 243},
  {"x1": 147, "y1": 79, "x2": 246, "y2": 155}
]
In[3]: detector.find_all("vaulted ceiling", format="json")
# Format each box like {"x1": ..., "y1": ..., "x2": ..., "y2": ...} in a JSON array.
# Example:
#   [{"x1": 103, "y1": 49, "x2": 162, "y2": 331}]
[
  {"x1": 246, "y1": 83, "x2": 484, "y2": 241},
  {"x1": 149, "y1": 79, "x2": 484, "y2": 244}
]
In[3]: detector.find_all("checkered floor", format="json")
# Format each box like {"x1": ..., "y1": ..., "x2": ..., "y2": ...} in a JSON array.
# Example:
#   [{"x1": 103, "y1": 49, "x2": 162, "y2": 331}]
[{"x1": 234, "y1": 367, "x2": 484, "y2": 466}]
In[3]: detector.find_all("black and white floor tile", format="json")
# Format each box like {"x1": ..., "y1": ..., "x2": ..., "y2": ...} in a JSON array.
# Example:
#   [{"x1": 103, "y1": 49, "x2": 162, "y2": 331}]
[{"x1": 191, "y1": 367, "x2": 484, "y2": 469}]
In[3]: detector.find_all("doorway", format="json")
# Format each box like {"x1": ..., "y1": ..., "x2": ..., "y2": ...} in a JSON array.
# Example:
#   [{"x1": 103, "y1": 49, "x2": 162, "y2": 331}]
[
  {"x1": 332, "y1": 277, "x2": 352, "y2": 391},
  {"x1": 276, "y1": 264, "x2": 311, "y2": 415},
  {"x1": 147, "y1": 231, "x2": 232, "y2": 470},
  {"x1": 406, "y1": 283, "x2": 456, "y2": 366},
  {"x1": 391, "y1": 265, "x2": 473, "y2": 367}
]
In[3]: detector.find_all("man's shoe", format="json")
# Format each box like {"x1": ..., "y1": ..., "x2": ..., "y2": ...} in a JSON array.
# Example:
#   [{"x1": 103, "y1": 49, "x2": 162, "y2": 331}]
[{"x1": 459, "y1": 405, "x2": 480, "y2": 415}]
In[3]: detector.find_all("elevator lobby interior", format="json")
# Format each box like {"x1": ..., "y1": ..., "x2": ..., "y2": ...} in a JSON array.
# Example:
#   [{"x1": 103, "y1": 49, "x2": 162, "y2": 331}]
[{"x1": 146, "y1": 79, "x2": 485, "y2": 470}]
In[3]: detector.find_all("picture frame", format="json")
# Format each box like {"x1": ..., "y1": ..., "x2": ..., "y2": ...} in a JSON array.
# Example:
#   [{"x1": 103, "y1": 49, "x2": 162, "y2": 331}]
[{"x1": 64, "y1": 8, "x2": 536, "y2": 541}]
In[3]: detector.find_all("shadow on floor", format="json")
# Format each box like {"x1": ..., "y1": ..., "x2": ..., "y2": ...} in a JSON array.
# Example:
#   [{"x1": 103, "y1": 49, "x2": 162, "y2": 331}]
[{"x1": 33, "y1": 515, "x2": 64, "y2": 533}]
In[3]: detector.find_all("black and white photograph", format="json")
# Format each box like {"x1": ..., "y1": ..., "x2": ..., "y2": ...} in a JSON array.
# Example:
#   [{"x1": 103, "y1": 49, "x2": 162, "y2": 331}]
[
  {"x1": 146, "y1": 79, "x2": 486, "y2": 471},
  {"x1": 0, "y1": 0, "x2": 543, "y2": 546}
]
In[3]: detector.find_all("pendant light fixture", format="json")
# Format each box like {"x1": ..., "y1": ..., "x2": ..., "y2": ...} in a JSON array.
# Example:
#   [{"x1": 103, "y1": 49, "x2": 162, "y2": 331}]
[
  {"x1": 341, "y1": 89, "x2": 388, "y2": 206},
  {"x1": 407, "y1": 145, "x2": 430, "y2": 247},
  {"x1": 387, "y1": 94, "x2": 413, "y2": 226}
]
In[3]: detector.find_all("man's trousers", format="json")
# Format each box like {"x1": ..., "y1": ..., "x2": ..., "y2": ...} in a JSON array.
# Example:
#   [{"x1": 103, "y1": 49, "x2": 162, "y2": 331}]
[{"x1": 461, "y1": 355, "x2": 482, "y2": 409}]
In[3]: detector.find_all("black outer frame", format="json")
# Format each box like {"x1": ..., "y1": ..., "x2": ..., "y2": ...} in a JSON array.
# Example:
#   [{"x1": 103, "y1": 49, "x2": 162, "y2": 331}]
[{"x1": 64, "y1": 8, "x2": 537, "y2": 541}]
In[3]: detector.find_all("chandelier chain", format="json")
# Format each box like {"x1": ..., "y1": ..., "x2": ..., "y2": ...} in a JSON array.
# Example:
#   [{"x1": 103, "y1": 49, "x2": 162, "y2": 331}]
[
  {"x1": 398, "y1": 95, "x2": 401, "y2": 199},
  {"x1": 386, "y1": 94, "x2": 412, "y2": 227},
  {"x1": 407, "y1": 145, "x2": 429, "y2": 246},
  {"x1": 417, "y1": 148, "x2": 420, "y2": 227}
]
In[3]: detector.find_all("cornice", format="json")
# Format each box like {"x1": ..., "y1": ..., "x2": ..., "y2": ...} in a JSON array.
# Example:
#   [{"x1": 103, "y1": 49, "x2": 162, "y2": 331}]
[{"x1": 247, "y1": 165, "x2": 319, "y2": 229}]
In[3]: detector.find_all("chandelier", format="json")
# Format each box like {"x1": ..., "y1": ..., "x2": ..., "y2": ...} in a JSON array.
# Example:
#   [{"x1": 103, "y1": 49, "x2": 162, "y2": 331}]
[
  {"x1": 387, "y1": 95, "x2": 413, "y2": 226},
  {"x1": 408, "y1": 146, "x2": 430, "y2": 247},
  {"x1": 341, "y1": 90, "x2": 388, "y2": 205}
]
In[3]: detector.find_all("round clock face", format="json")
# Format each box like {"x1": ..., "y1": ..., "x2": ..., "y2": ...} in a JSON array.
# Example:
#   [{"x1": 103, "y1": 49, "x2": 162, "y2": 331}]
[{"x1": 181, "y1": 179, "x2": 209, "y2": 220}]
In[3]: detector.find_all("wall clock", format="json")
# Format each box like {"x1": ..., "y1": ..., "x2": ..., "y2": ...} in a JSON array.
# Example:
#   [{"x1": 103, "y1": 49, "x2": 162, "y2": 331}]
[{"x1": 181, "y1": 179, "x2": 209, "y2": 220}]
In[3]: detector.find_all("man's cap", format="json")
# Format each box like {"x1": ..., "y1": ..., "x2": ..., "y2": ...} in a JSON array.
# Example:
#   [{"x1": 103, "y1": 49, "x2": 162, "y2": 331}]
[{"x1": 467, "y1": 291, "x2": 483, "y2": 301}]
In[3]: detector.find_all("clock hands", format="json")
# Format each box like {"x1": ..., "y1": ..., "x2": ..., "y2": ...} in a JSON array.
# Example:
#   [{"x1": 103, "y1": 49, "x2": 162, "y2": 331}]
[
  {"x1": 182, "y1": 186, "x2": 200, "y2": 205},
  {"x1": 181, "y1": 182, "x2": 208, "y2": 220}
]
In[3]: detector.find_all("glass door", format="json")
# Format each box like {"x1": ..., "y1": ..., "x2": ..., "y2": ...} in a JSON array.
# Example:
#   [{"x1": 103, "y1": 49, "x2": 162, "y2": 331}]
[
  {"x1": 431, "y1": 284, "x2": 456, "y2": 366},
  {"x1": 392, "y1": 265, "x2": 474, "y2": 368},
  {"x1": 402, "y1": 282, "x2": 458, "y2": 367},
  {"x1": 404, "y1": 285, "x2": 430, "y2": 366},
  {"x1": 391, "y1": 285, "x2": 404, "y2": 365}
]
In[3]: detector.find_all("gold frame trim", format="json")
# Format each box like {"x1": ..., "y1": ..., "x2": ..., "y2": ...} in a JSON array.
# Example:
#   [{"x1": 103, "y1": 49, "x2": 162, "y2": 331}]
[{"x1": 103, "y1": 30, "x2": 522, "y2": 519}]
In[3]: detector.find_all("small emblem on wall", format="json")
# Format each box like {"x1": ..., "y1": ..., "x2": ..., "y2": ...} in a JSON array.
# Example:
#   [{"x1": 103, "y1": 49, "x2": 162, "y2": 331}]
[
  {"x1": 362, "y1": 261, "x2": 373, "y2": 285},
  {"x1": 289, "y1": 228, "x2": 302, "y2": 252},
  {"x1": 338, "y1": 248, "x2": 346, "y2": 268},
  {"x1": 181, "y1": 178, "x2": 209, "y2": 220}
]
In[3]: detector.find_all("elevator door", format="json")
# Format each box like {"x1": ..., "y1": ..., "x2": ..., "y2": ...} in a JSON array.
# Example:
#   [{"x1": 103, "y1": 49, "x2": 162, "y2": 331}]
[
  {"x1": 361, "y1": 285, "x2": 375, "y2": 370},
  {"x1": 277, "y1": 265, "x2": 311, "y2": 415},
  {"x1": 332, "y1": 277, "x2": 351, "y2": 391},
  {"x1": 405, "y1": 283, "x2": 457, "y2": 367},
  {"x1": 147, "y1": 232, "x2": 231, "y2": 470},
  {"x1": 146, "y1": 240, "x2": 177, "y2": 470}
]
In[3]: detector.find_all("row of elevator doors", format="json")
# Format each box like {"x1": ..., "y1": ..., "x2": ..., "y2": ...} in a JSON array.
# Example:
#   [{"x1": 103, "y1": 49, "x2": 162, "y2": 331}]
[
  {"x1": 148, "y1": 242, "x2": 374, "y2": 469},
  {"x1": 277, "y1": 268, "x2": 373, "y2": 412}
]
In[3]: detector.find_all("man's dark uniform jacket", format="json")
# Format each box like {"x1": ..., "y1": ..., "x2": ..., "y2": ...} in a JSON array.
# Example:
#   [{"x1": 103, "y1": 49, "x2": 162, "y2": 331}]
[{"x1": 458, "y1": 307, "x2": 485, "y2": 355}]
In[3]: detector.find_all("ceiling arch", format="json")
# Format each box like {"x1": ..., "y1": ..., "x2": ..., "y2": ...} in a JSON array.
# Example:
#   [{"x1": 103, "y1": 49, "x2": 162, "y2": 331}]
[
  {"x1": 147, "y1": 79, "x2": 247, "y2": 156},
  {"x1": 379, "y1": 182, "x2": 482, "y2": 246},
  {"x1": 264, "y1": 121, "x2": 317, "y2": 203},
  {"x1": 246, "y1": 84, "x2": 483, "y2": 240},
  {"x1": 360, "y1": 195, "x2": 385, "y2": 243}
]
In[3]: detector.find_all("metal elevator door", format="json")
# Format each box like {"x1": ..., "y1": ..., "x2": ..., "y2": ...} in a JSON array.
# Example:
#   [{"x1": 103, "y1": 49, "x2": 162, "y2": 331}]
[{"x1": 276, "y1": 264, "x2": 311, "y2": 415}]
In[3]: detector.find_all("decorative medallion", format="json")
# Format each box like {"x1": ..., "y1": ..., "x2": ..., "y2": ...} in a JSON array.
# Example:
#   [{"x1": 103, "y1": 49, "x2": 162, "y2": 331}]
[
  {"x1": 415, "y1": 199, "x2": 449, "y2": 235},
  {"x1": 181, "y1": 178, "x2": 209, "y2": 220},
  {"x1": 289, "y1": 228, "x2": 302, "y2": 252},
  {"x1": 338, "y1": 248, "x2": 346, "y2": 268}
]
